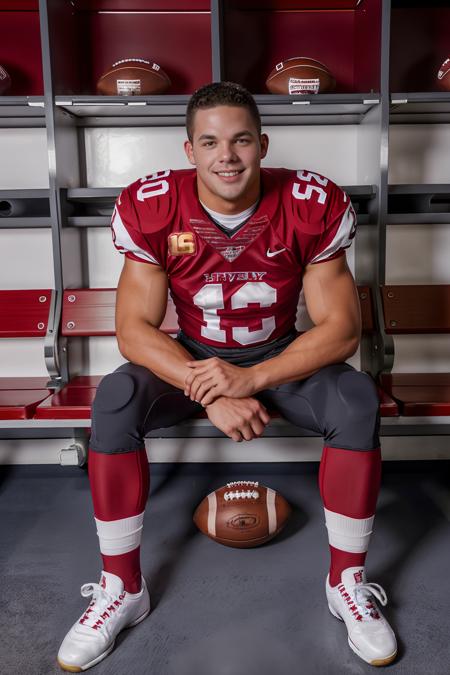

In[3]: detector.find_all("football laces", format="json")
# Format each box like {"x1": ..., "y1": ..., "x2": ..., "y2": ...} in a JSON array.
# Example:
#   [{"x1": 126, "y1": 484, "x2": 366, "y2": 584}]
[{"x1": 224, "y1": 490, "x2": 259, "y2": 501}]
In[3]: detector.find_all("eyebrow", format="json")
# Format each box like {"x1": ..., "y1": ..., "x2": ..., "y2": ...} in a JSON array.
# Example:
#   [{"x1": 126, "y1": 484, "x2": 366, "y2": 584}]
[{"x1": 197, "y1": 131, "x2": 254, "y2": 141}]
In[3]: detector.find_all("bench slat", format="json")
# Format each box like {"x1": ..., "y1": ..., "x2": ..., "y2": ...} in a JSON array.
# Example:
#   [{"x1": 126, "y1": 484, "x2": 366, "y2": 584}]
[
  {"x1": 62, "y1": 289, "x2": 179, "y2": 336},
  {"x1": 381, "y1": 285, "x2": 450, "y2": 334},
  {"x1": 0, "y1": 290, "x2": 52, "y2": 338}
]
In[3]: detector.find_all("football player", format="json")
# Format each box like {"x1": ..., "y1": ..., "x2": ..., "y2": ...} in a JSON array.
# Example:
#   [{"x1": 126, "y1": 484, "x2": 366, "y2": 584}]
[{"x1": 57, "y1": 82, "x2": 397, "y2": 671}]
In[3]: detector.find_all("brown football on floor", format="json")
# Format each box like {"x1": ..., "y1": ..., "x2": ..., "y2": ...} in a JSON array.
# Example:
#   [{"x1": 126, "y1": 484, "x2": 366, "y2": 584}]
[
  {"x1": 266, "y1": 57, "x2": 335, "y2": 95},
  {"x1": 96, "y1": 58, "x2": 171, "y2": 95},
  {"x1": 0, "y1": 65, "x2": 11, "y2": 95},
  {"x1": 193, "y1": 481, "x2": 292, "y2": 548},
  {"x1": 437, "y1": 58, "x2": 450, "y2": 92}
]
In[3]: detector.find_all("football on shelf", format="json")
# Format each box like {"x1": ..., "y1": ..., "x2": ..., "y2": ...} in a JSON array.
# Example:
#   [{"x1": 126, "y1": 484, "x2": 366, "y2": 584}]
[
  {"x1": 193, "y1": 481, "x2": 292, "y2": 548},
  {"x1": 437, "y1": 58, "x2": 450, "y2": 92},
  {"x1": 0, "y1": 65, "x2": 11, "y2": 95},
  {"x1": 266, "y1": 57, "x2": 335, "y2": 95},
  {"x1": 96, "y1": 58, "x2": 171, "y2": 95}
]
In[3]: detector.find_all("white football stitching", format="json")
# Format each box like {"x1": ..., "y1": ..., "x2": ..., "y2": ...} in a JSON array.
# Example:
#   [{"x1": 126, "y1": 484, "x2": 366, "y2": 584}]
[
  {"x1": 226, "y1": 480, "x2": 259, "y2": 488},
  {"x1": 224, "y1": 490, "x2": 260, "y2": 501}
]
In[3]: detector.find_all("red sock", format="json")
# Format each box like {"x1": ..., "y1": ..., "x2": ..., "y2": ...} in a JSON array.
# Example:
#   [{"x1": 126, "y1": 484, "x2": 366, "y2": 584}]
[
  {"x1": 319, "y1": 445, "x2": 381, "y2": 587},
  {"x1": 88, "y1": 447, "x2": 149, "y2": 593}
]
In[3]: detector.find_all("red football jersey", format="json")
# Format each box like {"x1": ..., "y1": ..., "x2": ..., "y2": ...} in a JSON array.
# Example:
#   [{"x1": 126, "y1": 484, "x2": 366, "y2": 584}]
[{"x1": 111, "y1": 168, "x2": 356, "y2": 348}]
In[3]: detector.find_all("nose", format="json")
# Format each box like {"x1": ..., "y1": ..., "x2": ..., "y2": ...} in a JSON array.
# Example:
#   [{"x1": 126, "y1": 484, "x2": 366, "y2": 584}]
[{"x1": 218, "y1": 141, "x2": 237, "y2": 163}]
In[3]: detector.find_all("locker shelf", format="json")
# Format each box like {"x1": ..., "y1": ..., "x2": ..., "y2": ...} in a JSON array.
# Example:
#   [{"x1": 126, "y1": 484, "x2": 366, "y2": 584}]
[
  {"x1": 0, "y1": 97, "x2": 45, "y2": 128},
  {"x1": 388, "y1": 185, "x2": 450, "y2": 224},
  {"x1": 0, "y1": 190, "x2": 50, "y2": 227},
  {"x1": 390, "y1": 93, "x2": 450, "y2": 124},
  {"x1": 55, "y1": 93, "x2": 380, "y2": 127}
]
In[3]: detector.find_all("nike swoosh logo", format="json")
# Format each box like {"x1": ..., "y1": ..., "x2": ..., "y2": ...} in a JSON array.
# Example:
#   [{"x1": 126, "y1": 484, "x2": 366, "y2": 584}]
[{"x1": 266, "y1": 248, "x2": 286, "y2": 258}]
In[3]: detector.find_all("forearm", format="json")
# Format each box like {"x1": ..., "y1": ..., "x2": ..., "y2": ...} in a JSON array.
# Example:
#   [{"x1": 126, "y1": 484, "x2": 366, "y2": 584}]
[
  {"x1": 118, "y1": 319, "x2": 193, "y2": 390},
  {"x1": 251, "y1": 320, "x2": 359, "y2": 392}
]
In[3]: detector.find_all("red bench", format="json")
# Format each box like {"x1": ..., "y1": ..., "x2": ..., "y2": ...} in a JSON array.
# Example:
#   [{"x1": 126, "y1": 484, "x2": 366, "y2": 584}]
[
  {"x1": 0, "y1": 290, "x2": 54, "y2": 419},
  {"x1": 34, "y1": 289, "x2": 179, "y2": 420},
  {"x1": 379, "y1": 285, "x2": 450, "y2": 416},
  {"x1": 32, "y1": 286, "x2": 398, "y2": 420}
]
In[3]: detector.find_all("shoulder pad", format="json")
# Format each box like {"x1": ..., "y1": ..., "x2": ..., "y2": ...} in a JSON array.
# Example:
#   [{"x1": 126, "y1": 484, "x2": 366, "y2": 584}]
[
  {"x1": 289, "y1": 169, "x2": 348, "y2": 233},
  {"x1": 118, "y1": 170, "x2": 177, "y2": 234}
]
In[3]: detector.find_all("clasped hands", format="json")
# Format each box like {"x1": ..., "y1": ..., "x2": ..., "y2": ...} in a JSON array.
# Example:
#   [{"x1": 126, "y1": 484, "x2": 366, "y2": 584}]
[
  {"x1": 184, "y1": 357, "x2": 255, "y2": 406},
  {"x1": 184, "y1": 357, "x2": 269, "y2": 442}
]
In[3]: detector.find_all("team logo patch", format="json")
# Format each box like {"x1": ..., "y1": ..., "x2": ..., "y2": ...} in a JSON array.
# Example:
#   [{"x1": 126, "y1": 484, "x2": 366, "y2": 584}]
[
  {"x1": 227, "y1": 514, "x2": 260, "y2": 530},
  {"x1": 189, "y1": 215, "x2": 270, "y2": 262},
  {"x1": 168, "y1": 232, "x2": 196, "y2": 256}
]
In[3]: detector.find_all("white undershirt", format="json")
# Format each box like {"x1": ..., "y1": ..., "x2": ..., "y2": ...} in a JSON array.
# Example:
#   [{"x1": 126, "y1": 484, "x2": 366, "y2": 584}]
[{"x1": 201, "y1": 200, "x2": 258, "y2": 231}]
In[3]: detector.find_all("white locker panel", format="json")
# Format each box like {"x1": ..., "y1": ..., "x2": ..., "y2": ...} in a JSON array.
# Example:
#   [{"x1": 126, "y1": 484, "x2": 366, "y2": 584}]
[
  {"x1": 386, "y1": 224, "x2": 450, "y2": 284},
  {"x1": 389, "y1": 125, "x2": 450, "y2": 184},
  {"x1": 0, "y1": 129, "x2": 49, "y2": 188}
]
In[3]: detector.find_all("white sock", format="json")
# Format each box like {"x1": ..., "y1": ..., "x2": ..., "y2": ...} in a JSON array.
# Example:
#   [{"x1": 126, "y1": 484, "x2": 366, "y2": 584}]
[
  {"x1": 324, "y1": 507, "x2": 374, "y2": 554},
  {"x1": 95, "y1": 512, "x2": 144, "y2": 556}
]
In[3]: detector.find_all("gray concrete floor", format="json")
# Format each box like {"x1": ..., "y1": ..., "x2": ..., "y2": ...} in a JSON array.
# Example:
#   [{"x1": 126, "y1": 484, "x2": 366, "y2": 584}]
[{"x1": 1, "y1": 461, "x2": 449, "y2": 675}]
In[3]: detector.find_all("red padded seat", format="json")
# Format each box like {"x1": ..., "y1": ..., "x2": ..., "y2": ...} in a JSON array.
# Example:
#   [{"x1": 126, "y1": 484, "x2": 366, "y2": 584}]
[
  {"x1": 379, "y1": 373, "x2": 450, "y2": 416},
  {"x1": 34, "y1": 385, "x2": 97, "y2": 419},
  {"x1": 34, "y1": 375, "x2": 105, "y2": 419},
  {"x1": 0, "y1": 388, "x2": 53, "y2": 420}
]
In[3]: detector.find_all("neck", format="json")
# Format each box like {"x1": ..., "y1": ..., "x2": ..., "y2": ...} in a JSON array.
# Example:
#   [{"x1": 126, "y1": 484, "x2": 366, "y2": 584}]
[{"x1": 197, "y1": 178, "x2": 261, "y2": 215}]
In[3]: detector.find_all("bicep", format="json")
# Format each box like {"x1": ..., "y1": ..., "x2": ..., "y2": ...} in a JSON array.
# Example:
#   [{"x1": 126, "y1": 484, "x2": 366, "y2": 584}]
[
  {"x1": 302, "y1": 254, "x2": 361, "y2": 335},
  {"x1": 116, "y1": 257, "x2": 169, "y2": 339}
]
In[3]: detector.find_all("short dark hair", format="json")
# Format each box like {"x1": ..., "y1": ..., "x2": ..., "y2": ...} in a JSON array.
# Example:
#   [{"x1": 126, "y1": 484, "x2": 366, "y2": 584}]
[{"x1": 186, "y1": 82, "x2": 261, "y2": 141}]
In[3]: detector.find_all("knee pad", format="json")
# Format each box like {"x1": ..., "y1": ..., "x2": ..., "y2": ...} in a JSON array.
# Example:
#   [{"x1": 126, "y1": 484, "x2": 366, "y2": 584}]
[
  {"x1": 90, "y1": 372, "x2": 143, "y2": 454},
  {"x1": 336, "y1": 370, "x2": 380, "y2": 421},
  {"x1": 95, "y1": 372, "x2": 136, "y2": 414},
  {"x1": 325, "y1": 369, "x2": 380, "y2": 450},
  {"x1": 94, "y1": 372, "x2": 136, "y2": 414}
]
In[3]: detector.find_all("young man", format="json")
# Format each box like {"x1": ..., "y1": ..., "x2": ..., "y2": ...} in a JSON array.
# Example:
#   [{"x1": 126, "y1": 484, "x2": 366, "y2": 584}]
[{"x1": 57, "y1": 82, "x2": 397, "y2": 671}]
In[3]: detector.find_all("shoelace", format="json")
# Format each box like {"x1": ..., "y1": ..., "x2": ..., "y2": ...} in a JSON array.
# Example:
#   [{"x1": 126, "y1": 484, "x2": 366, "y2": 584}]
[
  {"x1": 78, "y1": 583, "x2": 124, "y2": 630},
  {"x1": 353, "y1": 582, "x2": 388, "y2": 620}
]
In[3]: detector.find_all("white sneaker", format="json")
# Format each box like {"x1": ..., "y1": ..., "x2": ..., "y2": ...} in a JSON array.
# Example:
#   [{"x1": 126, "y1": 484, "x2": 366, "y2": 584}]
[
  {"x1": 326, "y1": 567, "x2": 397, "y2": 666},
  {"x1": 57, "y1": 571, "x2": 150, "y2": 672}
]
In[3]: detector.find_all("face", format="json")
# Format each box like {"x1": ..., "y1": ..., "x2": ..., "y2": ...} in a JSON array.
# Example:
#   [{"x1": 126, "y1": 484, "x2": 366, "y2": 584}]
[{"x1": 184, "y1": 105, "x2": 269, "y2": 214}]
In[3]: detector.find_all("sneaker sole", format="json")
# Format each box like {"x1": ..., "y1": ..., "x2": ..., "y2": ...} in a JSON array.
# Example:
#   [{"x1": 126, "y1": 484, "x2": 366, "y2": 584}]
[
  {"x1": 328, "y1": 603, "x2": 397, "y2": 667},
  {"x1": 348, "y1": 637, "x2": 397, "y2": 667},
  {"x1": 57, "y1": 606, "x2": 150, "y2": 672}
]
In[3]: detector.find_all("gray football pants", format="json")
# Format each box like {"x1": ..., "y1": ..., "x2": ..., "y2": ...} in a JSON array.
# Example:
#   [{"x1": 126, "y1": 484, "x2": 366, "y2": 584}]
[{"x1": 89, "y1": 330, "x2": 380, "y2": 454}]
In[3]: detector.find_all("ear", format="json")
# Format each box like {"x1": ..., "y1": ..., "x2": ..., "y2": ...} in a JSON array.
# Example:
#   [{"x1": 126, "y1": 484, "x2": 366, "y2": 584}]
[
  {"x1": 260, "y1": 133, "x2": 269, "y2": 160},
  {"x1": 184, "y1": 139, "x2": 196, "y2": 166}
]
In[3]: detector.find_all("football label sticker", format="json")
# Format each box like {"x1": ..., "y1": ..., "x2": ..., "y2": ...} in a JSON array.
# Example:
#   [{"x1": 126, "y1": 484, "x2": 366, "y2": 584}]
[
  {"x1": 168, "y1": 232, "x2": 196, "y2": 256},
  {"x1": 289, "y1": 77, "x2": 320, "y2": 95},
  {"x1": 117, "y1": 79, "x2": 141, "y2": 95}
]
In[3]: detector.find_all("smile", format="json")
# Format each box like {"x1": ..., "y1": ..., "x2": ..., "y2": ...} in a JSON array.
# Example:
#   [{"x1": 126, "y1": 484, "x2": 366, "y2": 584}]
[{"x1": 215, "y1": 170, "x2": 244, "y2": 177}]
